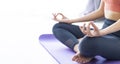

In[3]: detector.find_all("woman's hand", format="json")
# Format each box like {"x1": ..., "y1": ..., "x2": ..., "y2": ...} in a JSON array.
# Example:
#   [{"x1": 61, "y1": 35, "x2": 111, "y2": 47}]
[
  {"x1": 52, "y1": 13, "x2": 72, "y2": 23},
  {"x1": 80, "y1": 21, "x2": 103, "y2": 37}
]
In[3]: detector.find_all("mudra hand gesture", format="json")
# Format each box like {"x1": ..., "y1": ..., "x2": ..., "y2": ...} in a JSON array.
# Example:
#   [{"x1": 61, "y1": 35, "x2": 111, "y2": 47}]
[
  {"x1": 52, "y1": 13, "x2": 71, "y2": 23},
  {"x1": 80, "y1": 21, "x2": 102, "y2": 37}
]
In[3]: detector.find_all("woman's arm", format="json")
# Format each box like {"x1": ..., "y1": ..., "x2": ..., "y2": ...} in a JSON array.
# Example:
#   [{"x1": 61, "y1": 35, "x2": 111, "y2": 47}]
[
  {"x1": 101, "y1": 19, "x2": 120, "y2": 35},
  {"x1": 70, "y1": 0, "x2": 104, "y2": 23},
  {"x1": 79, "y1": 19, "x2": 120, "y2": 37}
]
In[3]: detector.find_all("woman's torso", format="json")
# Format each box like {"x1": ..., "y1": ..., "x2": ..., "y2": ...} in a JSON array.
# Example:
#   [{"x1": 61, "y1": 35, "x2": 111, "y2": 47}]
[{"x1": 103, "y1": 0, "x2": 120, "y2": 21}]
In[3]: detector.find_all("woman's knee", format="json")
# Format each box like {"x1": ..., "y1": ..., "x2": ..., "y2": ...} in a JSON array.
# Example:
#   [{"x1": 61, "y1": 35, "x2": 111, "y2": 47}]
[
  {"x1": 52, "y1": 23, "x2": 70, "y2": 33},
  {"x1": 53, "y1": 23, "x2": 65, "y2": 29}
]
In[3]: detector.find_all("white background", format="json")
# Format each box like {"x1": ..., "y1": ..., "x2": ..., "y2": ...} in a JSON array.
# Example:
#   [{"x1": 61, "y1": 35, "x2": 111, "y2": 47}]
[{"x1": 0, "y1": 0, "x2": 88, "y2": 64}]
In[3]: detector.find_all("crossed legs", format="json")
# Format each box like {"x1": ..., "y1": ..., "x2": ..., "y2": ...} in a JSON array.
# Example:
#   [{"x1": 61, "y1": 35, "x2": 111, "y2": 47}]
[
  {"x1": 52, "y1": 23, "x2": 93, "y2": 63},
  {"x1": 52, "y1": 23, "x2": 120, "y2": 63}
]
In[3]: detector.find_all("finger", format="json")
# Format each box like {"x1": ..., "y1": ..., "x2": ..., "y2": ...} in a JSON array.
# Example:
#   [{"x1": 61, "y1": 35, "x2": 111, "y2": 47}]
[
  {"x1": 83, "y1": 23, "x2": 86, "y2": 30},
  {"x1": 90, "y1": 21, "x2": 99, "y2": 31},
  {"x1": 52, "y1": 13, "x2": 57, "y2": 19},
  {"x1": 52, "y1": 13, "x2": 62, "y2": 21},
  {"x1": 83, "y1": 23, "x2": 87, "y2": 34},
  {"x1": 80, "y1": 26, "x2": 85, "y2": 34},
  {"x1": 57, "y1": 13, "x2": 67, "y2": 19},
  {"x1": 86, "y1": 22, "x2": 92, "y2": 36},
  {"x1": 80, "y1": 26, "x2": 86, "y2": 35}
]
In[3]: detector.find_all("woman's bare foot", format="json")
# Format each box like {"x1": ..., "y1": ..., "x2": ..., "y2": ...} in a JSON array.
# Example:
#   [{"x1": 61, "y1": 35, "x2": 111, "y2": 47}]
[
  {"x1": 72, "y1": 52, "x2": 93, "y2": 63},
  {"x1": 72, "y1": 38, "x2": 92, "y2": 63}
]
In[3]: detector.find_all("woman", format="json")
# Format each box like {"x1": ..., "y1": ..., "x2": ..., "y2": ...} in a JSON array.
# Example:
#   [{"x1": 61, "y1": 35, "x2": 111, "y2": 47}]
[{"x1": 52, "y1": 0, "x2": 120, "y2": 63}]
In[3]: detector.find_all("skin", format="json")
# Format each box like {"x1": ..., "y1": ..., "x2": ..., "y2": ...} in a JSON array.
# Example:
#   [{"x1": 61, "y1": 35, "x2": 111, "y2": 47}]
[{"x1": 52, "y1": 0, "x2": 120, "y2": 63}]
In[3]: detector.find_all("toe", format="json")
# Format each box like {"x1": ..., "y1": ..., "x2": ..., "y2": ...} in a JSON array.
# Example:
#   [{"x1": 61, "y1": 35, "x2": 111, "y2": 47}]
[{"x1": 72, "y1": 55, "x2": 77, "y2": 61}]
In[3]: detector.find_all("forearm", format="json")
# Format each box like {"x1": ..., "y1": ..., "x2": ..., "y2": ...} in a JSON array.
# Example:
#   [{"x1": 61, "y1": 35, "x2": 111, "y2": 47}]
[
  {"x1": 101, "y1": 19, "x2": 120, "y2": 35},
  {"x1": 70, "y1": 9, "x2": 104, "y2": 23}
]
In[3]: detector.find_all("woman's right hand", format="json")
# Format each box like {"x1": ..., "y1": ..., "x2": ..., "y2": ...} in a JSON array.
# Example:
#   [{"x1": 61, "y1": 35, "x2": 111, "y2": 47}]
[{"x1": 52, "y1": 13, "x2": 72, "y2": 23}]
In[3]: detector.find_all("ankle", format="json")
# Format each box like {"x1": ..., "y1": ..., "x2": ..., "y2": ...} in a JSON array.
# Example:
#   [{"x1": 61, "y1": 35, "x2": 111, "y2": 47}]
[{"x1": 73, "y1": 44, "x2": 79, "y2": 53}]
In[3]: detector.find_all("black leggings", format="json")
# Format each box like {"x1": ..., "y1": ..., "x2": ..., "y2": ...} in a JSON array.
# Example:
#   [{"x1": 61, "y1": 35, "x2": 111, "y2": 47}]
[{"x1": 52, "y1": 19, "x2": 120, "y2": 60}]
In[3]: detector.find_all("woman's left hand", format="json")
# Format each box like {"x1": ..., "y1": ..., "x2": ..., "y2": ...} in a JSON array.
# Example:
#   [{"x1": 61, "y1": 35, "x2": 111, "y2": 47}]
[{"x1": 80, "y1": 21, "x2": 102, "y2": 37}]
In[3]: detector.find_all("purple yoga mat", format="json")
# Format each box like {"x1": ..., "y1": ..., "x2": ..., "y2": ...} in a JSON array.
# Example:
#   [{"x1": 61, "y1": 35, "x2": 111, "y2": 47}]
[{"x1": 39, "y1": 34, "x2": 120, "y2": 64}]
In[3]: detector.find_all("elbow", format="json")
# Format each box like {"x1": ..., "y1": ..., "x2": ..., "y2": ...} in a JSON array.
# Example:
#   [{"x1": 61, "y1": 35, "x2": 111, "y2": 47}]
[{"x1": 96, "y1": 9, "x2": 104, "y2": 18}]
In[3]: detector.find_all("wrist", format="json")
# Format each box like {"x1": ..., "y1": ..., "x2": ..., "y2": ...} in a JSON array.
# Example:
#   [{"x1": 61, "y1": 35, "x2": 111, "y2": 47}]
[
  {"x1": 69, "y1": 19, "x2": 74, "y2": 23},
  {"x1": 100, "y1": 29, "x2": 107, "y2": 36}
]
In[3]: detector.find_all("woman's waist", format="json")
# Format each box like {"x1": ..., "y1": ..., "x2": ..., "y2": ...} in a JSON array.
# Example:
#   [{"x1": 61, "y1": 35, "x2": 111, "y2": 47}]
[{"x1": 105, "y1": 10, "x2": 120, "y2": 21}]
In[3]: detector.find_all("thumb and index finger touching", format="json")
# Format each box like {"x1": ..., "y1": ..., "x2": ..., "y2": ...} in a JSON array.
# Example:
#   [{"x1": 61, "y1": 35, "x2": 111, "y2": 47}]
[
  {"x1": 89, "y1": 21, "x2": 99, "y2": 31},
  {"x1": 52, "y1": 13, "x2": 67, "y2": 20}
]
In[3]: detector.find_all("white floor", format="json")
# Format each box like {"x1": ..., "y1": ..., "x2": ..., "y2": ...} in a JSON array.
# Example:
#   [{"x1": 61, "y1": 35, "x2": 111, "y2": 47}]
[{"x1": 0, "y1": 0, "x2": 103, "y2": 64}]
